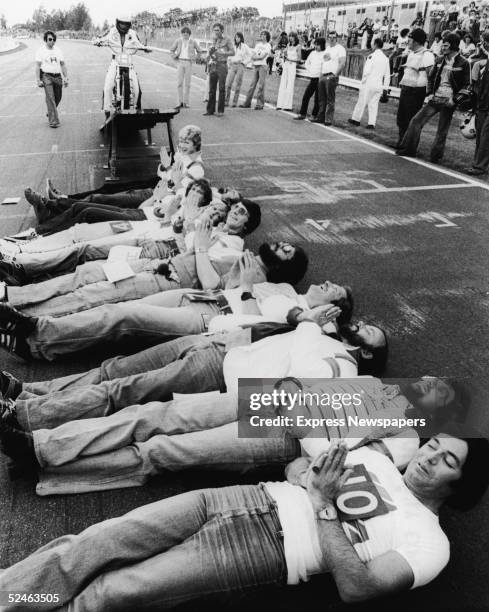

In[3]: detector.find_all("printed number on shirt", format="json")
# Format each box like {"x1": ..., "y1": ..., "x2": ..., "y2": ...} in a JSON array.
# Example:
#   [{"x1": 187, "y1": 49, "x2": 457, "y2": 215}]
[{"x1": 336, "y1": 463, "x2": 397, "y2": 521}]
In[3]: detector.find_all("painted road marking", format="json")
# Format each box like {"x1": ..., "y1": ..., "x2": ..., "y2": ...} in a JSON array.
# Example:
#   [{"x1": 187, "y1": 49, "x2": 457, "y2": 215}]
[
  {"x1": 204, "y1": 138, "x2": 351, "y2": 147},
  {"x1": 304, "y1": 211, "x2": 472, "y2": 233},
  {"x1": 255, "y1": 182, "x2": 478, "y2": 201}
]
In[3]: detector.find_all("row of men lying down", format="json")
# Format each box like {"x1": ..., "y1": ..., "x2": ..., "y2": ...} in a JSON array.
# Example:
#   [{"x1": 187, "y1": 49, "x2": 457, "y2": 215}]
[{"x1": 0, "y1": 124, "x2": 488, "y2": 609}]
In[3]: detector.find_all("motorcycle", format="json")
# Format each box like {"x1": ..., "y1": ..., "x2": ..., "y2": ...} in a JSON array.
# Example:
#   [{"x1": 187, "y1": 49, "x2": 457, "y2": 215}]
[{"x1": 93, "y1": 35, "x2": 151, "y2": 114}]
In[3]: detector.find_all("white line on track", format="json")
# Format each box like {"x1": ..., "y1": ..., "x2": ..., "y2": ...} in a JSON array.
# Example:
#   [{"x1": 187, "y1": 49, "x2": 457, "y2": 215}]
[
  {"x1": 205, "y1": 138, "x2": 351, "y2": 146},
  {"x1": 254, "y1": 183, "x2": 479, "y2": 200}
]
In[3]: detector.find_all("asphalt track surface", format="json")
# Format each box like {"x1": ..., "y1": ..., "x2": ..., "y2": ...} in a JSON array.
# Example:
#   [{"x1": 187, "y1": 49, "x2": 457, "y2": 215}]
[{"x1": 0, "y1": 40, "x2": 488, "y2": 611}]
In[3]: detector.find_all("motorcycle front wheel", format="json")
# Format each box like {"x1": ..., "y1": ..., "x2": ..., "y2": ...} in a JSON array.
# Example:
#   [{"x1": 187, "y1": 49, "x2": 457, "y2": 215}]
[{"x1": 121, "y1": 68, "x2": 131, "y2": 111}]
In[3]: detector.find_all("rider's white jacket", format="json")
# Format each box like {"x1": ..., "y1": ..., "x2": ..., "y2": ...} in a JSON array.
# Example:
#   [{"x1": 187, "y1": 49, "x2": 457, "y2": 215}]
[{"x1": 97, "y1": 26, "x2": 146, "y2": 52}]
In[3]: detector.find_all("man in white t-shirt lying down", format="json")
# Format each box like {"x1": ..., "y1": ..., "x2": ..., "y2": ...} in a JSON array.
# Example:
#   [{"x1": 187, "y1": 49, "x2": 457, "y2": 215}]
[{"x1": 0, "y1": 427, "x2": 487, "y2": 610}]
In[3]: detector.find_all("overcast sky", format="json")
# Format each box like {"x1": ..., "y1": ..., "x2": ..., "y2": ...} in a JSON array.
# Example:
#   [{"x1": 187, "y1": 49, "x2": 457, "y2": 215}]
[{"x1": 4, "y1": 0, "x2": 284, "y2": 28}]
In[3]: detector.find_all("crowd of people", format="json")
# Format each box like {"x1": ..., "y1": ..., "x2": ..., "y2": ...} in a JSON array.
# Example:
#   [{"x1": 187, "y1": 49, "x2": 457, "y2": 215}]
[
  {"x1": 167, "y1": 14, "x2": 489, "y2": 175},
  {"x1": 0, "y1": 16, "x2": 488, "y2": 612}
]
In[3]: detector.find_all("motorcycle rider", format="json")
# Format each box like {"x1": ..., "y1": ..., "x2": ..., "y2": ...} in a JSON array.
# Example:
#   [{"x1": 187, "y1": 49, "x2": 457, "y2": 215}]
[{"x1": 94, "y1": 15, "x2": 151, "y2": 117}]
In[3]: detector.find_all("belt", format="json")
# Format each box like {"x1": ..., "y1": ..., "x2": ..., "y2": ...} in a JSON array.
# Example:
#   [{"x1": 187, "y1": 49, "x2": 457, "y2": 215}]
[
  {"x1": 44, "y1": 72, "x2": 61, "y2": 76},
  {"x1": 322, "y1": 72, "x2": 336, "y2": 77},
  {"x1": 184, "y1": 290, "x2": 233, "y2": 314},
  {"x1": 178, "y1": 58, "x2": 192, "y2": 61},
  {"x1": 214, "y1": 292, "x2": 233, "y2": 314}
]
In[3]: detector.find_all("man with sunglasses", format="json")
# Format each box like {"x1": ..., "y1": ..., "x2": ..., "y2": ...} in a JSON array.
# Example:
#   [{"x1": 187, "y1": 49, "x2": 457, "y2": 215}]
[{"x1": 35, "y1": 31, "x2": 69, "y2": 128}]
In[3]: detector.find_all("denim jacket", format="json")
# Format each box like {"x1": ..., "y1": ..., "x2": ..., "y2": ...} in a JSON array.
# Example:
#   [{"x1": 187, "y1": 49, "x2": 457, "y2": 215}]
[{"x1": 427, "y1": 53, "x2": 470, "y2": 96}]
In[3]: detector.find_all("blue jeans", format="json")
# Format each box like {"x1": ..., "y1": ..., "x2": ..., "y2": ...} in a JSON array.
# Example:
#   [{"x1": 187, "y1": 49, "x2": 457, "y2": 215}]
[
  {"x1": 317, "y1": 74, "x2": 339, "y2": 123},
  {"x1": 225, "y1": 63, "x2": 245, "y2": 105},
  {"x1": 10, "y1": 260, "x2": 179, "y2": 317},
  {"x1": 207, "y1": 63, "x2": 228, "y2": 113},
  {"x1": 0, "y1": 485, "x2": 287, "y2": 611},
  {"x1": 18, "y1": 336, "x2": 227, "y2": 430},
  {"x1": 397, "y1": 99, "x2": 455, "y2": 161},
  {"x1": 244, "y1": 65, "x2": 267, "y2": 108},
  {"x1": 33, "y1": 397, "x2": 298, "y2": 494},
  {"x1": 28, "y1": 289, "x2": 221, "y2": 360},
  {"x1": 42, "y1": 73, "x2": 63, "y2": 125}
]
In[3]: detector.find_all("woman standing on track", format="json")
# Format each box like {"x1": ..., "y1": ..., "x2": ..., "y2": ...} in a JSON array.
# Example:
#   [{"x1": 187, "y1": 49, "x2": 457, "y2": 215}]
[{"x1": 276, "y1": 32, "x2": 301, "y2": 111}]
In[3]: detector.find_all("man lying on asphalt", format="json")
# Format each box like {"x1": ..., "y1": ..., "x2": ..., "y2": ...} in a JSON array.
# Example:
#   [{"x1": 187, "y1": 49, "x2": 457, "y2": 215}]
[
  {"x1": 4, "y1": 243, "x2": 307, "y2": 318},
  {"x1": 1, "y1": 430, "x2": 487, "y2": 611},
  {"x1": 0, "y1": 198, "x2": 232, "y2": 286},
  {"x1": 0, "y1": 275, "x2": 354, "y2": 361}
]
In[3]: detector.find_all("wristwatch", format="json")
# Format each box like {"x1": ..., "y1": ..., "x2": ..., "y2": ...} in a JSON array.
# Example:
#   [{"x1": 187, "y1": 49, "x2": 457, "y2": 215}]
[{"x1": 316, "y1": 502, "x2": 338, "y2": 521}]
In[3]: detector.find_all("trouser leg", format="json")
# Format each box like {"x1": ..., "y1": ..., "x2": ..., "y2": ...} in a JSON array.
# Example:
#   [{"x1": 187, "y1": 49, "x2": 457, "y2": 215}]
[
  {"x1": 351, "y1": 86, "x2": 368, "y2": 121},
  {"x1": 430, "y1": 104, "x2": 454, "y2": 161},
  {"x1": 473, "y1": 111, "x2": 489, "y2": 170},
  {"x1": 18, "y1": 343, "x2": 226, "y2": 430},
  {"x1": 42, "y1": 75, "x2": 59, "y2": 125},
  {"x1": 23, "y1": 334, "x2": 213, "y2": 394},
  {"x1": 398, "y1": 102, "x2": 439, "y2": 156},
  {"x1": 299, "y1": 78, "x2": 317, "y2": 115},
  {"x1": 366, "y1": 87, "x2": 382, "y2": 125},
  {"x1": 206, "y1": 70, "x2": 218, "y2": 113},
  {"x1": 35, "y1": 420, "x2": 298, "y2": 495},
  {"x1": 103, "y1": 62, "x2": 117, "y2": 111},
  {"x1": 176, "y1": 62, "x2": 185, "y2": 103},
  {"x1": 217, "y1": 64, "x2": 227, "y2": 113},
  {"x1": 324, "y1": 75, "x2": 338, "y2": 123},
  {"x1": 255, "y1": 65, "x2": 267, "y2": 108},
  {"x1": 244, "y1": 67, "x2": 259, "y2": 106}
]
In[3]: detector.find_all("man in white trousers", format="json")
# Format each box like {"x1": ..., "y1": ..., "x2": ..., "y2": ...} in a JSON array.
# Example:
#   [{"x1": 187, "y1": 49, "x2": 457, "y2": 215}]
[
  {"x1": 349, "y1": 38, "x2": 391, "y2": 129},
  {"x1": 170, "y1": 27, "x2": 203, "y2": 108}
]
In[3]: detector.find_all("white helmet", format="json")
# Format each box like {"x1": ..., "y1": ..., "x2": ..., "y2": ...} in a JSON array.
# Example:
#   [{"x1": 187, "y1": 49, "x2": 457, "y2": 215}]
[{"x1": 460, "y1": 113, "x2": 476, "y2": 139}]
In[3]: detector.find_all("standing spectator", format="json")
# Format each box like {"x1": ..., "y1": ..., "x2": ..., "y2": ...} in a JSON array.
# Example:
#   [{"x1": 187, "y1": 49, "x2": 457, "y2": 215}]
[
  {"x1": 465, "y1": 33, "x2": 489, "y2": 174},
  {"x1": 310, "y1": 31, "x2": 347, "y2": 126},
  {"x1": 390, "y1": 20, "x2": 399, "y2": 44},
  {"x1": 380, "y1": 17, "x2": 389, "y2": 42},
  {"x1": 293, "y1": 36, "x2": 326, "y2": 120},
  {"x1": 170, "y1": 27, "x2": 203, "y2": 109},
  {"x1": 359, "y1": 18, "x2": 372, "y2": 50},
  {"x1": 275, "y1": 31, "x2": 289, "y2": 75},
  {"x1": 480, "y1": 10, "x2": 489, "y2": 33},
  {"x1": 430, "y1": 33, "x2": 444, "y2": 56},
  {"x1": 300, "y1": 33, "x2": 312, "y2": 60},
  {"x1": 396, "y1": 29, "x2": 435, "y2": 146},
  {"x1": 447, "y1": 0, "x2": 462, "y2": 27},
  {"x1": 460, "y1": 33, "x2": 477, "y2": 57},
  {"x1": 467, "y1": 13, "x2": 481, "y2": 44},
  {"x1": 372, "y1": 18, "x2": 382, "y2": 43},
  {"x1": 428, "y1": 0, "x2": 446, "y2": 43},
  {"x1": 411, "y1": 12, "x2": 425, "y2": 29},
  {"x1": 352, "y1": 22, "x2": 360, "y2": 47},
  {"x1": 239, "y1": 31, "x2": 272, "y2": 110},
  {"x1": 225, "y1": 32, "x2": 251, "y2": 108},
  {"x1": 203, "y1": 23, "x2": 234, "y2": 117},
  {"x1": 397, "y1": 33, "x2": 470, "y2": 162},
  {"x1": 349, "y1": 38, "x2": 391, "y2": 129},
  {"x1": 346, "y1": 23, "x2": 354, "y2": 48},
  {"x1": 390, "y1": 27, "x2": 410, "y2": 79},
  {"x1": 35, "y1": 31, "x2": 69, "y2": 128},
  {"x1": 276, "y1": 32, "x2": 301, "y2": 111}
]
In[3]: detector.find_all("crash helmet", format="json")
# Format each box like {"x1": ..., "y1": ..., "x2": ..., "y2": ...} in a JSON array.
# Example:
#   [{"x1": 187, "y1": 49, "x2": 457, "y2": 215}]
[{"x1": 460, "y1": 113, "x2": 476, "y2": 139}]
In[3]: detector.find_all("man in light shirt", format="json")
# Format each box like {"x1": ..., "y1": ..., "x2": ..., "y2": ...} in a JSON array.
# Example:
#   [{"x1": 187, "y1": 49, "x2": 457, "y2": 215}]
[
  {"x1": 293, "y1": 37, "x2": 326, "y2": 120},
  {"x1": 35, "y1": 31, "x2": 69, "y2": 128},
  {"x1": 1, "y1": 429, "x2": 487, "y2": 610},
  {"x1": 0, "y1": 274, "x2": 352, "y2": 361},
  {"x1": 169, "y1": 26, "x2": 203, "y2": 108},
  {"x1": 397, "y1": 34, "x2": 470, "y2": 162},
  {"x1": 310, "y1": 31, "x2": 347, "y2": 126},
  {"x1": 349, "y1": 38, "x2": 391, "y2": 129},
  {"x1": 396, "y1": 29, "x2": 435, "y2": 146},
  {"x1": 239, "y1": 31, "x2": 272, "y2": 110}
]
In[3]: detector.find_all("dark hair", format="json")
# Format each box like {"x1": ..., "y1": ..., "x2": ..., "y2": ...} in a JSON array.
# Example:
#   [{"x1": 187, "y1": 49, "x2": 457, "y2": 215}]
[
  {"x1": 435, "y1": 423, "x2": 489, "y2": 511},
  {"x1": 444, "y1": 32, "x2": 461, "y2": 49},
  {"x1": 185, "y1": 178, "x2": 212, "y2": 206},
  {"x1": 181, "y1": 26, "x2": 191, "y2": 35},
  {"x1": 400, "y1": 28, "x2": 410, "y2": 37},
  {"x1": 241, "y1": 199, "x2": 261, "y2": 235},
  {"x1": 44, "y1": 31, "x2": 56, "y2": 42},
  {"x1": 434, "y1": 33, "x2": 442, "y2": 40},
  {"x1": 213, "y1": 23, "x2": 224, "y2": 32},
  {"x1": 264, "y1": 244, "x2": 309, "y2": 285},
  {"x1": 332, "y1": 286, "x2": 354, "y2": 327},
  {"x1": 261, "y1": 30, "x2": 271, "y2": 42},
  {"x1": 373, "y1": 38, "x2": 384, "y2": 49},
  {"x1": 328, "y1": 30, "x2": 338, "y2": 37},
  {"x1": 357, "y1": 328, "x2": 388, "y2": 377},
  {"x1": 288, "y1": 31, "x2": 300, "y2": 46},
  {"x1": 234, "y1": 31, "x2": 244, "y2": 46},
  {"x1": 315, "y1": 36, "x2": 326, "y2": 50},
  {"x1": 409, "y1": 28, "x2": 427, "y2": 45}
]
